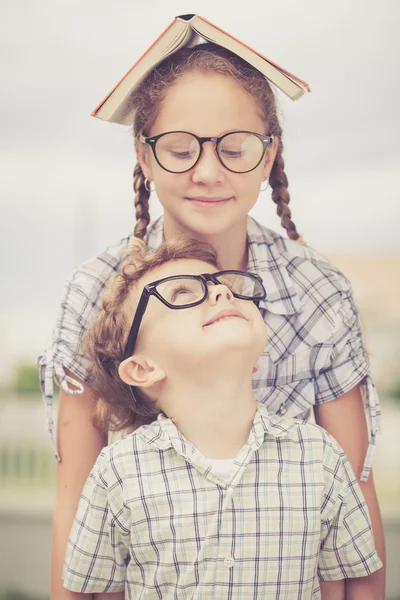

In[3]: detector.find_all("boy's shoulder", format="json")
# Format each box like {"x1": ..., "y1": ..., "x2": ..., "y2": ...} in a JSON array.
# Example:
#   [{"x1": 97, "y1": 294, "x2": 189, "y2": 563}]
[
  {"x1": 268, "y1": 412, "x2": 346, "y2": 464},
  {"x1": 99, "y1": 419, "x2": 168, "y2": 474},
  {"x1": 275, "y1": 413, "x2": 335, "y2": 442}
]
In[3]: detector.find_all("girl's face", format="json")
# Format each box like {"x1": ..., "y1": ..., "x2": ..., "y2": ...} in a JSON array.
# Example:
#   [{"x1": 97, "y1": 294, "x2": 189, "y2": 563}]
[{"x1": 137, "y1": 72, "x2": 277, "y2": 238}]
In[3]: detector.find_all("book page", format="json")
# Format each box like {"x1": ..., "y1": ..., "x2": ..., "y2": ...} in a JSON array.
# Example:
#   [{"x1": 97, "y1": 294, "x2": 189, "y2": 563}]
[
  {"x1": 192, "y1": 17, "x2": 306, "y2": 100},
  {"x1": 94, "y1": 20, "x2": 196, "y2": 123}
]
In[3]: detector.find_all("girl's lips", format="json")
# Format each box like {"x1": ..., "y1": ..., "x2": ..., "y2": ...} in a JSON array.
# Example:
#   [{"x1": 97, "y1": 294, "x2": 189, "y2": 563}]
[{"x1": 186, "y1": 196, "x2": 232, "y2": 204}]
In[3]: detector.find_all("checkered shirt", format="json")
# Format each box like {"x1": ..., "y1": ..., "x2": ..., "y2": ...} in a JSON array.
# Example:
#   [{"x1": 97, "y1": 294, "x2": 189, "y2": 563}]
[
  {"x1": 38, "y1": 216, "x2": 380, "y2": 480},
  {"x1": 62, "y1": 404, "x2": 382, "y2": 598}
]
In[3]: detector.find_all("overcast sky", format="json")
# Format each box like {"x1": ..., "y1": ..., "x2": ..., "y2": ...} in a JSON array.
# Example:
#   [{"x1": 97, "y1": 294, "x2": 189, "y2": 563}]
[{"x1": 1, "y1": 0, "x2": 399, "y2": 372}]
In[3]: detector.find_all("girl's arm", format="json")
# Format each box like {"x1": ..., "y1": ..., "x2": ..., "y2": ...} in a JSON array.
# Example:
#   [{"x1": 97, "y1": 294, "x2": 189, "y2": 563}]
[
  {"x1": 51, "y1": 376, "x2": 107, "y2": 600},
  {"x1": 314, "y1": 385, "x2": 386, "y2": 600},
  {"x1": 320, "y1": 580, "x2": 345, "y2": 600},
  {"x1": 94, "y1": 595, "x2": 124, "y2": 600}
]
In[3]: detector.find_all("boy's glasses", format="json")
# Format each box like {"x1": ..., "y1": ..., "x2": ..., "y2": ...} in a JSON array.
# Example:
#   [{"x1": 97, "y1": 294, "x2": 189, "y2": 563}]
[
  {"x1": 123, "y1": 270, "x2": 266, "y2": 359},
  {"x1": 140, "y1": 131, "x2": 274, "y2": 174}
]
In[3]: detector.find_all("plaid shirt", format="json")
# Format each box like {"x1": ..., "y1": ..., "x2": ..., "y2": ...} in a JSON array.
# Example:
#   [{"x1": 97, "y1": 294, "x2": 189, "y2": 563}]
[
  {"x1": 62, "y1": 404, "x2": 381, "y2": 598},
  {"x1": 38, "y1": 216, "x2": 380, "y2": 480}
]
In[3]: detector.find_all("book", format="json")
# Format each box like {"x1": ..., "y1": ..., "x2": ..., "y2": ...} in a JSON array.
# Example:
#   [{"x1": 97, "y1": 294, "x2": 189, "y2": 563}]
[{"x1": 92, "y1": 14, "x2": 310, "y2": 125}]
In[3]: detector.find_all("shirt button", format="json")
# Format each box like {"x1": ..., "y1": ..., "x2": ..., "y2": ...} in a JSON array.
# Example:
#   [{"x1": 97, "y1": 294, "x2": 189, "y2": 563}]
[
  {"x1": 223, "y1": 556, "x2": 235, "y2": 567},
  {"x1": 278, "y1": 403, "x2": 287, "y2": 415}
]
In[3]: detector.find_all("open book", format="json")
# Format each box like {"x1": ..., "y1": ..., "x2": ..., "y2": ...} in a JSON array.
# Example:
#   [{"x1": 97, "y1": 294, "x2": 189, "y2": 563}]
[{"x1": 92, "y1": 14, "x2": 310, "y2": 125}]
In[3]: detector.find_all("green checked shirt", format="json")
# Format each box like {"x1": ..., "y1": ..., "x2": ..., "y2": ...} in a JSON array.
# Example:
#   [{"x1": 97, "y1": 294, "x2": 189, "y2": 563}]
[{"x1": 63, "y1": 404, "x2": 381, "y2": 599}]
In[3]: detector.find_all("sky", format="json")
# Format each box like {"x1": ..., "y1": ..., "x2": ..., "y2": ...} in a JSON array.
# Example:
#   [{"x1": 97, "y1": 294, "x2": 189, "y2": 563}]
[{"x1": 1, "y1": 0, "x2": 399, "y2": 374}]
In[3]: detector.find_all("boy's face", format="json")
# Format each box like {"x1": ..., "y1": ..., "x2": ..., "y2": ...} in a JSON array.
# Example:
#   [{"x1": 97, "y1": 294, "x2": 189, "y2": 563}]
[{"x1": 123, "y1": 259, "x2": 267, "y2": 387}]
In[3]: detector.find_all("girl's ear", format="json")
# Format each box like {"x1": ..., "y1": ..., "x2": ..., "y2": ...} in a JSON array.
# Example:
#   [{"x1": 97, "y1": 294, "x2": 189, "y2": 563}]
[
  {"x1": 262, "y1": 135, "x2": 278, "y2": 180},
  {"x1": 135, "y1": 138, "x2": 154, "y2": 181},
  {"x1": 119, "y1": 354, "x2": 166, "y2": 388}
]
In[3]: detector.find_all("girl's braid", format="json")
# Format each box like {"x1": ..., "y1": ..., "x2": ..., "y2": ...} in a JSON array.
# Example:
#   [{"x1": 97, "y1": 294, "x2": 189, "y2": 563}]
[
  {"x1": 269, "y1": 140, "x2": 300, "y2": 241},
  {"x1": 133, "y1": 162, "x2": 151, "y2": 240}
]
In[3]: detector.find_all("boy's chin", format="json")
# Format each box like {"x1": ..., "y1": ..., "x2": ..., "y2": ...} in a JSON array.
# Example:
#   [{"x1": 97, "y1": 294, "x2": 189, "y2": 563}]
[{"x1": 204, "y1": 332, "x2": 263, "y2": 357}]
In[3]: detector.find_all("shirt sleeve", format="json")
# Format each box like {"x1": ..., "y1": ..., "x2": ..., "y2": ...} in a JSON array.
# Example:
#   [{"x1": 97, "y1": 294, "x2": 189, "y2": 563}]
[
  {"x1": 62, "y1": 449, "x2": 130, "y2": 593},
  {"x1": 314, "y1": 285, "x2": 381, "y2": 481},
  {"x1": 37, "y1": 239, "x2": 128, "y2": 460},
  {"x1": 318, "y1": 434, "x2": 382, "y2": 581}
]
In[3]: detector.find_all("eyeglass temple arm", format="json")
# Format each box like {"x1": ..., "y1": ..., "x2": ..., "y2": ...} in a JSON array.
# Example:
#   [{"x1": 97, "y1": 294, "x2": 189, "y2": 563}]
[{"x1": 124, "y1": 291, "x2": 151, "y2": 359}]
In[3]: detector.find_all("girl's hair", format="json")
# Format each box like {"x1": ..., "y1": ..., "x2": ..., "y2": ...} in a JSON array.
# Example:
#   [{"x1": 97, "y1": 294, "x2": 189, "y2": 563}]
[
  {"x1": 83, "y1": 236, "x2": 219, "y2": 432},
  {"x1": 129, "y1": 42, "x2": 300, "y2": 242}
]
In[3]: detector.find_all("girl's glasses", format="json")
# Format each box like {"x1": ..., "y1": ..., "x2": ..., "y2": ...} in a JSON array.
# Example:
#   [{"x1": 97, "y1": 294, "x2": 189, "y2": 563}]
[
  {"x1": 123, "y1": 270, "x2": 266, "y2": 359},
  {"x1": 140, "y1": 131, "x2": 274, "y2": 174}
]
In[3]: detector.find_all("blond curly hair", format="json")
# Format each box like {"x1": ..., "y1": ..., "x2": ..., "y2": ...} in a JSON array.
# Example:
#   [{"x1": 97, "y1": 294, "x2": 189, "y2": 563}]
[{"x1": 82, "y1": 236, "x2": 219, "y2": 431}]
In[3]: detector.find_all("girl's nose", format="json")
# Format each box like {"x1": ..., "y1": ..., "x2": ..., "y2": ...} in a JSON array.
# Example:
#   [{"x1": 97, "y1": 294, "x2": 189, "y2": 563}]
[{"x1": 191, "y1": 143, "x2": 225, "y2": 185}]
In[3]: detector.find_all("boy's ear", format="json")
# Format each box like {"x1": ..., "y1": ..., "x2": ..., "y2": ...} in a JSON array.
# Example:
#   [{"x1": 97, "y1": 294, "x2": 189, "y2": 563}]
[
  {"x1": 119, "y1": 354, "x2": 166, "y2": 388},
  {"x1": 135, "y1": 138, "x2": 154, "y2": 182}
]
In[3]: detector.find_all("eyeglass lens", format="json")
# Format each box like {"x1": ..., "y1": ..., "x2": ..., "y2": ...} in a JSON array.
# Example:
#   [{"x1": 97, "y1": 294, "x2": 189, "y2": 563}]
[
  {"x1": 155, "y1": 273, "x2": 264, "y2": 307},
  {"x1": 155, "y1": 132, "x2": 265, "y2": 173}
]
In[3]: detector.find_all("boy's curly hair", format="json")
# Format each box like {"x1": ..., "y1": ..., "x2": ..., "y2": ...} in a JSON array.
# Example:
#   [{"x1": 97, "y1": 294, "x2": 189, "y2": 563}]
[{"x1": 83, "y1": 237, "x2": 219, "y2": 432}]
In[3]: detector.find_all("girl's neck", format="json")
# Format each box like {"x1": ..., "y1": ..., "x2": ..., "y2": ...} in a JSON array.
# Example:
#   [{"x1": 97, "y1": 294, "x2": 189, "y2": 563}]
[{"x1": 163, "y1": 214, "x2": 249, "y2": 271}]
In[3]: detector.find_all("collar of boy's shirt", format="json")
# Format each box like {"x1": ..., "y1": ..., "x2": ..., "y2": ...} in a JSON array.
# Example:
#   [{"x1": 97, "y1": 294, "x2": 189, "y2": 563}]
[
  {"x1": 139, "y1": 403, "x2": 296, "y2": 459},
  {"x1": 145, "y1": 216, "x2": 303, "y2": 316}
]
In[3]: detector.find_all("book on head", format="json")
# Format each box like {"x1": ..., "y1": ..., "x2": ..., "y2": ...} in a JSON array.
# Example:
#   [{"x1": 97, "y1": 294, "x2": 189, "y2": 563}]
[{"x1": 92, "y1": 14, "x2": 310, "y2": 125}]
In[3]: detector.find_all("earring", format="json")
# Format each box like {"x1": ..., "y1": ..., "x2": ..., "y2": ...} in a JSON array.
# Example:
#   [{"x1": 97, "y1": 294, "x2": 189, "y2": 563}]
[
  {"x1": 260, "y1": 180, "x2": 269, "y2": 193},
  {"x1": 144, "y1": 178, "x2": 152, "y2": 193}
]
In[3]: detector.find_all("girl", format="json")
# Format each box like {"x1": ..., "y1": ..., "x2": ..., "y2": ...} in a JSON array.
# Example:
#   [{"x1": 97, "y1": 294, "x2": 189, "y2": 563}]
[{"x1": 39, "y1": 40, "x2": 385, "y2": 599}]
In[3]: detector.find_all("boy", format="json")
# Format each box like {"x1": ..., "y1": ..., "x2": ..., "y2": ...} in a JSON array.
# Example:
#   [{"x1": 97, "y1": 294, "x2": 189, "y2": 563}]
[{"x1": 63, "y1": 238, "x2": 382, "y2": 599}]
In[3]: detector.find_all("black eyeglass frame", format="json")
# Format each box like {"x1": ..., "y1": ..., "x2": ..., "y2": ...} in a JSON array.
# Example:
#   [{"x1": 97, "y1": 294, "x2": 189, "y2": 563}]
[
  {"x1": 123, "y1": 270, "x2": 266, "y2": 359},
  {"x1": 140, "y1": 131, "x2": 274, "y2": 174}
]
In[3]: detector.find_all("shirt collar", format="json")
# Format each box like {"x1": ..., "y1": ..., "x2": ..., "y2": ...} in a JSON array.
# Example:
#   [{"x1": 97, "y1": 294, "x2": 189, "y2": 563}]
[
  {"x1": 145, "y1": 216, "x2": 302, "y2": 316},
  {"x1": 139, "y1": 403, "x2": 296, "y2": 458}
]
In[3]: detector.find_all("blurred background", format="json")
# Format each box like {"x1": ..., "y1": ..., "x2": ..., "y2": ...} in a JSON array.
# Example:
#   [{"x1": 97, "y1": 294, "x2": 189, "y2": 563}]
[{"x1": 1, "y1": 0, "x2": 399, "y2": 598}]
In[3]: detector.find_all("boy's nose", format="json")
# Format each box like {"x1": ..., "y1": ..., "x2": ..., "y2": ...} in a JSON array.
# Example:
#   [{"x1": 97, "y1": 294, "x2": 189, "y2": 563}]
[{"x1": 208, "y1": 283, "x2": 234, "y2": 304}]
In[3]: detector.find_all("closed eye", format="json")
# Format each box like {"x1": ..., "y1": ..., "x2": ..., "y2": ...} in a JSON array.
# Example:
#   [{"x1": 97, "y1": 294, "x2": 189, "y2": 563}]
[
  {"x1": 170, "y1": 151, "x2": 193, "y2": 159},
  {"x1": 220, "y1": 149, "x2": 243, "y2": 158},
  {"x1": 170, "y1": 285, "x2": 194, "y2": 303}
]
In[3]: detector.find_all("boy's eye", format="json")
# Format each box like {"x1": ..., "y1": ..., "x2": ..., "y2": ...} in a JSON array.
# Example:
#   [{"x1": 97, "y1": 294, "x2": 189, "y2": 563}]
[
  {"x1": 168, "y1": 283, "x2": 200, "y2": 305},
  {"x1": 171, "y1": 285, "x2": 191, "y2": 301},
  {"x1": 157, "y1": 278, "x2": 204, "y2": 305}
]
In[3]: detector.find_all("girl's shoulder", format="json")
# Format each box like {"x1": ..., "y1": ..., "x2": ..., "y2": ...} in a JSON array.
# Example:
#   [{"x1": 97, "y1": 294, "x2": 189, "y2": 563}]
[
  {"x1": 247, "y1": 217, "x2": 352, "y2": 297},
  {"x1": 64, "y1": 217, "x2": 163, "y2": 298},
  {"x1": 66, "y1": 235, "x2": 130, "y2": 296}
]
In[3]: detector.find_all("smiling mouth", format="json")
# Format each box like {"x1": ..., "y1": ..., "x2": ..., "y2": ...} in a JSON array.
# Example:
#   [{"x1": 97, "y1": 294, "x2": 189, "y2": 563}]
[
  {"x1": 186, "y1": 197, "x2": 232, "y2": 204},
  {"x1": 204, "y1": 309, "x2": 246, "y2": 327},
  {"x1": 205, "y1": 315, "x2": 244, "y2": 326}
]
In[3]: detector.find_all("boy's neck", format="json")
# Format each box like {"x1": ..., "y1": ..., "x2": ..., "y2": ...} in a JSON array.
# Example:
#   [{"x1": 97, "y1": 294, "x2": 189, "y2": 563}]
[
  {"x1": 160, "y1": 371, "x2": 257, "y2": 459},
  {"x1": 163, "y1": 215, "x2": 249, "y2": 271}
]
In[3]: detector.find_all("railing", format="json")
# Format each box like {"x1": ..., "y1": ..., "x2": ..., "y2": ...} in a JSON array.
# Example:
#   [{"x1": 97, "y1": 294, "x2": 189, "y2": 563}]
[{"x1": 0, "y1": 441, "x2": 55, "y2": 488}]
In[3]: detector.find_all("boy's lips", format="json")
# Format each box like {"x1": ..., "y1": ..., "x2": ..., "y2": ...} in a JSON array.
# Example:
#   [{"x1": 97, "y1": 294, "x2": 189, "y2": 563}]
[{"x1": 204, "y1": 308, "x2": 246, "y2": 327}]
